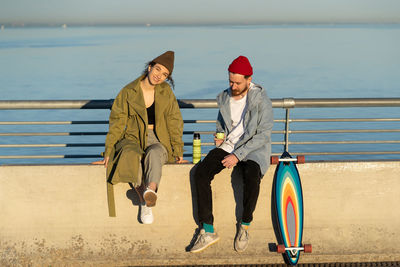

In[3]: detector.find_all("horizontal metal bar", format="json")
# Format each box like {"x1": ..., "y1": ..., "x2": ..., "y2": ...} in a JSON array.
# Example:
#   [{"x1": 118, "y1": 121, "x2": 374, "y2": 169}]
[
  {"x1": 0, "y1": 120, "x2": 216, "y2": 125},
  {"x1": 288, "y1": 129, "x2": 400, "y2": 134},
  {"x1": 0, "y1": 131, "x2": 285, "y2": 136},
  {"x1": 183, "y1": 120, "x2": 216, "y2": 123},
  {"x1": 0, "y1": 155, "x2": 101, "y2": 159},
  {"x1": 0, "y1": 143, "x2": 104, "y2": 148},
  {"x1": 183, "y1": 142, "x2": 285, "y2": 146},
  {"x1": 275, "y1": 98, "x2": 400, "y2": 108},
  {"x1": 183, "y1": 131, "x2": 285, "y2": 135},
  {"x1": 279, "y1": 151, "x2": 400, "y2": 156},
  {"x1": 183, "y1": 142, "x2": 214, "y2": 146},
  {"x1": 3, "y1": 140, "x2": 397, "y2": 148},
  {"x1": 2, "y1": 151, "x2": 399, "y2": 159},
  {"x1": 5, "y1": 152, "x2": 399, "y2": 159},
  {"x1": 0, "y1": 121, "x2": 108, "y2": 125},
  {"x1": 0, "y1": 100, "x2": 114, "y2": 110},
  {"x1": 275, "y1": 118, "x2": 400, "y2": 123},
  {"x1": 183, "y1": 153, "x2": 209, "y2": 158},
  {"x1": 1, "y1": 129, "x2": 398, "y2": 137},
  {"x1": 0, "y1": 154, "x2": 206, "y2": 159},
  {"x1": 177, "y1": 99, "x2": 217, "y2": 109},
  {"x1": 0, "y1": 132, "x2": 108, "y2": 136},
  {"x1": 183, "y1": 131, "x2": 216, "y2": 135},
  {"x1": 1, "y1": 118, "x2": 399, "y2": 125},
  {"x1": 287, "y1": 140, "x2": 400, "y2": 145},
  {"x1": 1, "y1": 98, "x2": 400, "y2": 110}
]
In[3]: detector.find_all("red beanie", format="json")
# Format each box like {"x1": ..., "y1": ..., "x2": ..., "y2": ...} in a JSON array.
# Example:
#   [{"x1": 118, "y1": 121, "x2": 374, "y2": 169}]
[{"x1": 228, "y1": 55, "x2": 253, "y2": 76}]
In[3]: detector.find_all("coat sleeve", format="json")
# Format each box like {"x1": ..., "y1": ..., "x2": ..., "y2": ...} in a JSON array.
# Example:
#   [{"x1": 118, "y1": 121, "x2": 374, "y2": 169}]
[
  {"x1": 165, "y1": 92, "x2": 184, "y2": 157},
  {"x1": 232, "y1": 92, "x2": 273, "y2": 161},
  {"x1": 104, "y1": 88, "x2": 129, "y2": 158},
  {"x1": 216, "y1": 111, "x2": 224, "y2": 133}
]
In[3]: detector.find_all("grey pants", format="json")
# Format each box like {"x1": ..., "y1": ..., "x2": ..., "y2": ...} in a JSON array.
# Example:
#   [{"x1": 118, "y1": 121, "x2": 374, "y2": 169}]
[{"x1": 141, "y1": 129, "x2": 168, "y2": 187}]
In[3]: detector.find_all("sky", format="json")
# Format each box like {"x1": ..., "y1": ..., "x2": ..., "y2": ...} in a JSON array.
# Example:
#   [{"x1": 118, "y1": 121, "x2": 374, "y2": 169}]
[{"x1": 0, "y1": 0, "x2": 399, "y2": 26}]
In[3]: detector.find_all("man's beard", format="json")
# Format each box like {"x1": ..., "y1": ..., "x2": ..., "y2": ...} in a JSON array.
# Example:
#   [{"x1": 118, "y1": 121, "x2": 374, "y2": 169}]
[{"x1": 231, "y1": 85, "x2": 249, "y2": 96}]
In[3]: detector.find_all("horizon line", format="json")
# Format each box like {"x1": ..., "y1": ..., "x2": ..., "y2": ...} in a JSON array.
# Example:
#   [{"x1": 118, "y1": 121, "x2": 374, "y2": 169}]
[{"x1": 1, "y1": 21, "x2": 400, "y2": 28}]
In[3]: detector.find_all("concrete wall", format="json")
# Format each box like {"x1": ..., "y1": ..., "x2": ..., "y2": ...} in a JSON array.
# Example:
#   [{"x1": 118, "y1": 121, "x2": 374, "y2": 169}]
[{"x1": 1, "y1": 162, "x2": 399, "y2": 266}]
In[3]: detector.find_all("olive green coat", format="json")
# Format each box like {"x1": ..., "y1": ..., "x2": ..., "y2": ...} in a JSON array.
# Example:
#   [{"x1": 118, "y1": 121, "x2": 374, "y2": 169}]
[{"x1": 104, "y1": 75, "x2": 184, "y2": 216}]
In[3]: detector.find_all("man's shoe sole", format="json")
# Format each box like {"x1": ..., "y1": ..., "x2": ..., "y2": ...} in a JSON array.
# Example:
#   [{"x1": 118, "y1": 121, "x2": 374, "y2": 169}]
[
  {"x1": 234, "y1": 243, "x2": 248, "y2": 253},
  {"x1": 143, "y1": 191, "x2": 157, "y2": 207},
  {"x1": 190, "y1": 237, "x2": 220, "y2": 253}
]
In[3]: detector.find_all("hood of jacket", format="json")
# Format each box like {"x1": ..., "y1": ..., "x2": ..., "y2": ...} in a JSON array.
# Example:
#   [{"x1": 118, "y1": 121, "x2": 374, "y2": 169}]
[{"x1": 216, "y1": 82, "x2": 264, "y2": 131}]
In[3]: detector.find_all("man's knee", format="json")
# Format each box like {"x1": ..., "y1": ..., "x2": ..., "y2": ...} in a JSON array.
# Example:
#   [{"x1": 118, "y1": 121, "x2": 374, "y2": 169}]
[
  {"x1": 194, "y1": 162, "x2": 207, "y2": 182},
  {"x1": 243, "y1": 161, "x2": 262, "y2": 185}
]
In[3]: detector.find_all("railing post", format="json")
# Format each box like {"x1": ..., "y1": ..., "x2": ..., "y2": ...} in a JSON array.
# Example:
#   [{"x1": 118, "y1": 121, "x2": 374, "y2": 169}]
[
  {"x1": 285, "y1": 108, "x2": 290, "y2": 152},
  {"x1": 282, "y1": 98, "x2": 295, "y2": 153}
]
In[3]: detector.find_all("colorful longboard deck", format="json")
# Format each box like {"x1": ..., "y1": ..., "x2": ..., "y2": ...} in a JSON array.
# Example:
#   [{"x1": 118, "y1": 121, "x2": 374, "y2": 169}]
[{"x1": 271, "y1": 151, "x2": 311, "y2": 265}]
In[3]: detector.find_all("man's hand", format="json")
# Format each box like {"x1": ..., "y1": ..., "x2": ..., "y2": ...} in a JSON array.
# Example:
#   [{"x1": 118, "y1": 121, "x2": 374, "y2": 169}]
[
  {"x1": 214, "y1": 134, "x2": 224, "y2": 147},
  {"x1": 91, "y1": 156, "x2": 110, "y2": 168},
  {"x1": 221, "y1": 154, "x2": 239, "y2": 169}
]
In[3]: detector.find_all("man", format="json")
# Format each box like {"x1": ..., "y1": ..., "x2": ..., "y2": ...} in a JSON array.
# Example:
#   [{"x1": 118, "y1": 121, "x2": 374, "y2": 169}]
[{"x1": 190, "y1": 55, "x2": 273, "y2": 253}]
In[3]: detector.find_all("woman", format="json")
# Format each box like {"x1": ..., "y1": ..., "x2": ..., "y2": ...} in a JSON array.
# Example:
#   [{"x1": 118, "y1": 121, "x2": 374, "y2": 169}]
[{"x1": 95, "y1": 51, "x2": 186, "y2": 224}]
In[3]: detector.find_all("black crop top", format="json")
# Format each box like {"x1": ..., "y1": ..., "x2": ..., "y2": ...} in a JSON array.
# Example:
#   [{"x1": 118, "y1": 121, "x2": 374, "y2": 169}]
[{"x1": 146, "y1": 102, "x2": 155, "y2": 125}]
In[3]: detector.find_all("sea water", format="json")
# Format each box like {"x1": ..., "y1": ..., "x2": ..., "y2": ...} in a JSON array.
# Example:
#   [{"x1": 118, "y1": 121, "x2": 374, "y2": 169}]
[{"x1": 0, "y1": 24, "x2": 399, "y2": 163}]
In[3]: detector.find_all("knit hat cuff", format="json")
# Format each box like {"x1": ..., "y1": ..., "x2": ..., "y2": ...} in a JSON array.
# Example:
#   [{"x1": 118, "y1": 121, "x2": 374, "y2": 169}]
[{"x1": 228, "y1": 55, "x2": 253, "y2": 76}]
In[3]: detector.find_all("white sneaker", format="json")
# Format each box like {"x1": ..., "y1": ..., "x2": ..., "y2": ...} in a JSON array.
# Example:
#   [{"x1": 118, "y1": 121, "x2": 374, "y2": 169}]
[
  {"x1": 234, "y1": 224, "x2": 249, "y2": 252},
  {"x1": 140, "y1": 203, "x2": 153, "y2": 224},
  {"x1": 190, "y1": 229, "x2": 220, "y2": 253}
]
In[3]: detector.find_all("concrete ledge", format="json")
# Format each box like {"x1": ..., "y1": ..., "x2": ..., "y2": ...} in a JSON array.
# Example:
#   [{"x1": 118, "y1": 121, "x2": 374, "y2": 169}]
[{"x1": 1, "y1": 162, "x2": 400, "y2": 266}]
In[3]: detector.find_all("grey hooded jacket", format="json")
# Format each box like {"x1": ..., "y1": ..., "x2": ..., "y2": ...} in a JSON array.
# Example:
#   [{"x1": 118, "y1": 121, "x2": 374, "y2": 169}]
[{"x1": 216, "y1": 83, "x2": 273, "y2": 175}]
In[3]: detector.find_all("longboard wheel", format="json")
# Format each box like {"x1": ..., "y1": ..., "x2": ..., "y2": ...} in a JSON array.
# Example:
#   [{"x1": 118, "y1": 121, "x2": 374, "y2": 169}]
[
  {"x1": 271, "y1": 156, "x2": 279, "y2": 165},
  {"x1": 303, "y1": 244, "x2": 312, "y2": 253},
  {"x1": 297, "y1": 155, "x2": 305, "y2": 164},
  {"x1": 277, "y1": 244, "x2": 286, "y2": 253}
]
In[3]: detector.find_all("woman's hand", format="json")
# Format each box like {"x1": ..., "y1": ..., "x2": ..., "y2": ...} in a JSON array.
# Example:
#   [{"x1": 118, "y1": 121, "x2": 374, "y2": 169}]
[
  {"x1": 175, "y1": 156, "x2": 188, "y2": 164},
  {"x1": 91, "y1": 156, "x2": 110, "y2": 168}
]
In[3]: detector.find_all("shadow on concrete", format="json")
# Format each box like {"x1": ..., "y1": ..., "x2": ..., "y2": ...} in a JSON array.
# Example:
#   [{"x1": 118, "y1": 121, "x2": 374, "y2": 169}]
[
  {"x1": 269, "y1": 164, "x2": 290, "y2": 264},
  {"x1": 126, "y1": 183, "x2": 142, "y2": 223},
  {"x1": 185, "y1": 227, "x2": 201, "y2": 252},
  {"x1": 187, "y1": 164, "x2": 201, "y2": 252},
  {"x1": 231, "y1": 165, "x2": 244, "y2": 224},
  {"x1": 231, "y1": 165, "x2": 245, "y2": 249},
  {"x1": 189, "y1": 164, "x2": 200, "y2": 226}
]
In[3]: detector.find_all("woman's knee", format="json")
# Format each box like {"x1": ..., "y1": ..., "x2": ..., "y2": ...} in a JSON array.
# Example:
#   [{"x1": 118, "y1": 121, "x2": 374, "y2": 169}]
[{"x1": 145, "y1": 144, "x2": 167, "y2": 161}]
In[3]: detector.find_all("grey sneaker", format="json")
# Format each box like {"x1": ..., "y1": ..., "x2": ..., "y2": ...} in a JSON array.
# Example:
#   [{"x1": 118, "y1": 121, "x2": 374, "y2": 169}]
[
  {"x1": 234, "y1": 225, "x2": 249, "y2": 252},
  {"x1": 143, "y1": 188, "x2": 157, "y2": 207},
  {"x1": 140, "y1": 203, "x2": 153, "y2": 224},
  {"x1": 190, "y1": 229, "x2": 220, "y2": 253}
]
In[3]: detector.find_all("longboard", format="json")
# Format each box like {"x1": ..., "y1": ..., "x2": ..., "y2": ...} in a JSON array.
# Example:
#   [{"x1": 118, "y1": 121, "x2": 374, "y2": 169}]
[{"x1": 271, "y1": 151, "x2": 311, "y2": 265}]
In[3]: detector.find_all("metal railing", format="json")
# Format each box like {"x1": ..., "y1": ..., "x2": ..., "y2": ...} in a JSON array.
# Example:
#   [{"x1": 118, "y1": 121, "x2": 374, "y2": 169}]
[{"x1": 1, "y1": 98, "x2": 400, "y2": 162}]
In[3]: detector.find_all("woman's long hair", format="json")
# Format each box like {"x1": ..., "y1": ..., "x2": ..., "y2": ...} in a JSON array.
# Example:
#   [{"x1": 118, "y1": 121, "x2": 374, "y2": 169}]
[{"x1": 141, "y1": 61, "x2": 175, "y2": 89}]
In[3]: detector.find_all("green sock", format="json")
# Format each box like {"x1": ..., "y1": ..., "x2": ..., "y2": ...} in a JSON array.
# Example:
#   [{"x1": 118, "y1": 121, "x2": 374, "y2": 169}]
[
  {"x1": 241, "y1": 222, "x2": 250, "y2": 229},
  {"x1": 203, "y1": 223, "x2": 214, "y2": 233}
]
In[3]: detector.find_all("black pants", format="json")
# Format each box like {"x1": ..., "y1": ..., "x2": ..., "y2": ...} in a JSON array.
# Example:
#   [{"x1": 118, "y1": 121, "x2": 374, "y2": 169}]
[{"x1": 194, "y1": 148, "x2": 262, "y2": 225}]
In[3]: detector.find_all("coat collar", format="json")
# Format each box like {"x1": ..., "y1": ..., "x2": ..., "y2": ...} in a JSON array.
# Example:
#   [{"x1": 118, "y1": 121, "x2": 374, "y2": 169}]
[
  {"x1": 126, "y1": 75, "x2": 171, "y2": 125},
  {"x1": 217, "y1": 83, "x2": 261, "y2": 109},
  {"x1": 216, "y1": 83, "x2": 263, "y2": 131}
]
